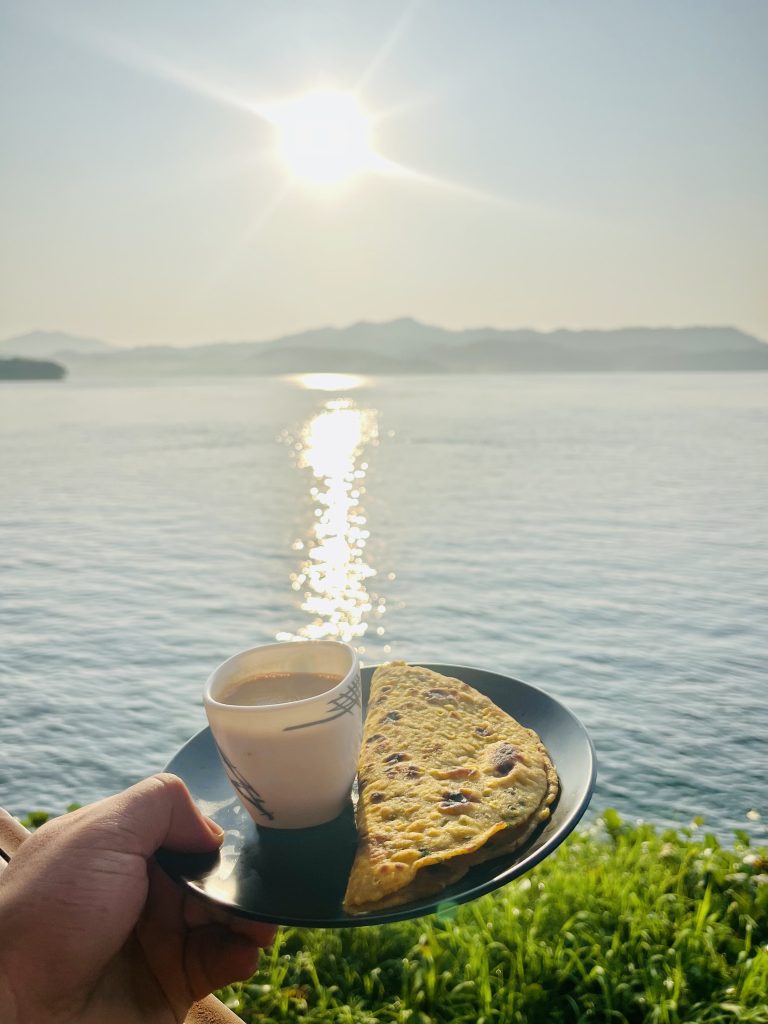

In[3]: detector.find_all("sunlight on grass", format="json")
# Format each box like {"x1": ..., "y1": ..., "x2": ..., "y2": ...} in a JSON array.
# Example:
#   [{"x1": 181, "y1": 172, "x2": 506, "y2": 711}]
[{"x1": 217, "y1": 812, "x2": 767, "y2": 1023}]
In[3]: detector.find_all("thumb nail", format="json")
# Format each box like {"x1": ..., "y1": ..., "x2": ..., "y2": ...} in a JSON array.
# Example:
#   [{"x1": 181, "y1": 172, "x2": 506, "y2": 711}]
[{"x1": 204, "y1": 816, "x2": 225, "y2": 840}]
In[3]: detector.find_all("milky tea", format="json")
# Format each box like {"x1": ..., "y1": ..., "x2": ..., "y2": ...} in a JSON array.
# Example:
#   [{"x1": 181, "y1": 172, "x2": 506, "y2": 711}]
[
  {"x1": 204, "y1": 641, "x2": 362, "y2": 829},
  {"x1": 220, "y1": 671, "x2": 343, "y2": 707}
]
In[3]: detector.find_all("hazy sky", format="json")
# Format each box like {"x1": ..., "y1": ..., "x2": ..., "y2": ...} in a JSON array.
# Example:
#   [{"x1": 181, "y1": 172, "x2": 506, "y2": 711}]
[{"x1": 1, "y1": 0, "x2": 766, "y2": 346}]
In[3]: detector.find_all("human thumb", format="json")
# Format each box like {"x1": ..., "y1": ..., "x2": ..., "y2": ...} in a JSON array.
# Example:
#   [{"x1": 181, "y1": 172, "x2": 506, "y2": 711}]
[{"x1": 92, "y1": 772, "x2": 224, "y2": 858}]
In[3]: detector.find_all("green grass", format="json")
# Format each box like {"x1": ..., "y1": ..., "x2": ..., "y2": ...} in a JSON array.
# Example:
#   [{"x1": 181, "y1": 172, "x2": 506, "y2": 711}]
[
  {"x1": 214, "y1": 812, "x2": 767, "y2": 1024},
  {"x1": 17, "y1": 808, "x2": 767, "y2": 1022}
]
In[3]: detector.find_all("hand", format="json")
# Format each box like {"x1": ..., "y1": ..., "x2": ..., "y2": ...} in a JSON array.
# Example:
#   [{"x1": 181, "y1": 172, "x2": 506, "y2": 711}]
[{"x1": 0, "y1": 774, "x2": 277, "y2": 1024}]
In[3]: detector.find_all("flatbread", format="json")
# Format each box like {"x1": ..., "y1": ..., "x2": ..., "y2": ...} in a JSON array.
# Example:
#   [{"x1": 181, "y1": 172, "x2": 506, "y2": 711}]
[{"x1": 343, "y1": 662, "x2": 559, "y2": 912}]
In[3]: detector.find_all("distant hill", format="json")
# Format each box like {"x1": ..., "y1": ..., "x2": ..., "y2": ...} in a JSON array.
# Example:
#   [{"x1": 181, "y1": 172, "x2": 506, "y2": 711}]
[
  {"x1": 0, "y1": 330, "x2": 113, "y2": 357},
  {"x1": 439, "y1": 326, "x2": 768, "y2": 372},
  {"x1": 0, "y1": 356, "x2": 66, "y2": 380},
  {"x1": 2, "y1": 321, "x2": 767, "y2": 377}
]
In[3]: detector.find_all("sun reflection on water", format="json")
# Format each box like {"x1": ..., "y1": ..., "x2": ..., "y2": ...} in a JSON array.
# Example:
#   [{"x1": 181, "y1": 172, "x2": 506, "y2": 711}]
[
  {"x1": 278, "y1": 397, "x2": 383, "y2": 649},
  {"x1": 286, "y1": 372, "x2": 369, "y2": 392}
]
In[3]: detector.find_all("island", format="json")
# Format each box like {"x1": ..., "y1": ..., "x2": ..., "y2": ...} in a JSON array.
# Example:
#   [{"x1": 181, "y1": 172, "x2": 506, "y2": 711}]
[
  {"x1": 0, "y1": 357, "x2": 66, "y2": 380},
  {"x1": 2, "y1": 321, "x2": 768, "y2": 378}
]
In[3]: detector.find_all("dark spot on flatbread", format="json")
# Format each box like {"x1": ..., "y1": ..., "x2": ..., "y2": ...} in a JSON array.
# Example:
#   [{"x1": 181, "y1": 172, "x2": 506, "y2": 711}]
[
  {"x1": 476, "y1": 726, "x2": 492, "y2": 736},
  {"x1": 384, "y1": 711, "x2": 401, "y2": 722},
  {"x1": 404, "y1": 765, "x2": 421, "y2": 779},
  {"x1": 366, "y1": 733, "x2": 385, "y2": 743},
  {"x1": 441, "y1": 791, "x2": 469, "y2": 804},
  {"x1": 370, "y1": 792, "x2": 385, "y2": 804},
  {"x1": 384, "y1": 753, "x2": 406, "y2": 763},
  {"x1": 491, "y1": 743, "x2": 519, "y2": 776}
]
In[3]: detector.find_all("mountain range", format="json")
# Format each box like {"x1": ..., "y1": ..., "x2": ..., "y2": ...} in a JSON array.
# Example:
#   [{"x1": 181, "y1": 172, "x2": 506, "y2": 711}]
[{"x1": 2, "y1": 320, "x2": 767, "y2": 376}]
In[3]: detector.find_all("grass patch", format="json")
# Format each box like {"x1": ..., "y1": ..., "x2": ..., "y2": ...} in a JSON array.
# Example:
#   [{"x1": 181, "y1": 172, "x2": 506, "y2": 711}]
[
  {"x1": 16, "y1": 808, "x2": 767, "y2": 1021},
  {"x1": 216, "y1": 813, "x2": 767, "y2": 1023}
]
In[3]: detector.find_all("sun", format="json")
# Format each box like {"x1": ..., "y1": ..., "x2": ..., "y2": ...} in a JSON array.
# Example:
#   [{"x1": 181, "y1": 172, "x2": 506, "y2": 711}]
[{"x1": 264, "y1": 90, "x2": 378, "y2": 187}]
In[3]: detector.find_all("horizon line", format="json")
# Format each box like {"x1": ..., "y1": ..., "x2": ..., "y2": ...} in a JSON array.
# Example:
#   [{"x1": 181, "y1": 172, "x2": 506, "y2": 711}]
[{"x1": 2, "y1": 318, "x2": 766, "y2": 350}]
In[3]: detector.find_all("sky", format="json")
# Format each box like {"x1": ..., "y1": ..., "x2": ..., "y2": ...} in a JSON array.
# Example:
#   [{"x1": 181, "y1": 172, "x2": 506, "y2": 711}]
[{"x1": 1, "y1": 0, "x2": 767, "y2": 346}]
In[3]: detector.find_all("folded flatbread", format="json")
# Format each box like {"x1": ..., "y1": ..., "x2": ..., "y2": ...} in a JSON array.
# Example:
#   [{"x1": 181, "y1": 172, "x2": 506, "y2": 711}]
[{"x1": 343, "y1": 662, "x2": 559, "y2": 912}]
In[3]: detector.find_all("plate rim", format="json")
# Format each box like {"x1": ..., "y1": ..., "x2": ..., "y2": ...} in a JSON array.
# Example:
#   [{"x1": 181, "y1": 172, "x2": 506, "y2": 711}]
[{"x1": 162, "y1": 663, "x2": 597, "y2": 927}]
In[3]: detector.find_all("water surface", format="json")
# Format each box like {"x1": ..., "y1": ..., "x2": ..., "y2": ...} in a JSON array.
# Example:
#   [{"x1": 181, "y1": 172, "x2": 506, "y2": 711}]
[{"x1": 1, "y1": 373, "x2": 766, "y2": 839}]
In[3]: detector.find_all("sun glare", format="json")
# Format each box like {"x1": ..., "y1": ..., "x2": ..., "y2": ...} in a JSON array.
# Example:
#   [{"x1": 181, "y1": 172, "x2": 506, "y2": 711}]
[
  {"x1": 264, "y1": 90, "x2": 377, "y2": 187},
  {"x1": 288, "y1": 372, "x2": 368, "y2": 392}
]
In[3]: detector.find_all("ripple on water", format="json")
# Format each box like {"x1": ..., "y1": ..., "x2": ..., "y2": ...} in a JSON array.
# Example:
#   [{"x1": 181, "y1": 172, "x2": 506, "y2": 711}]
[{"x1": 1, "y1": 374, "x2": 767, "y2": 841}]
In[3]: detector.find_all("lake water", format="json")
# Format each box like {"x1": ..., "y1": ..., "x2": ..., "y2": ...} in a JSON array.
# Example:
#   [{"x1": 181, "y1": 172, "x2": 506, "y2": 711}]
[{"x1": 1, "y1": 373, "x2": 766, "y2": 839}]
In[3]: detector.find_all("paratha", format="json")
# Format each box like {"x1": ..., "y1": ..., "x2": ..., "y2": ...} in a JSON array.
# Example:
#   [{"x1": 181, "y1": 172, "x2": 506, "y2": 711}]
[{"x1": 343, "y1": 662, "x2": 559, "y2": 913}]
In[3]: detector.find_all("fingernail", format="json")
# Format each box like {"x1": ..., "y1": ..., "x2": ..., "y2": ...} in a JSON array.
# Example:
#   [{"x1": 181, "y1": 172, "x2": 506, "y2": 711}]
[{"x1": 205, "y1": 816, "x2": 225, "y2": 840}]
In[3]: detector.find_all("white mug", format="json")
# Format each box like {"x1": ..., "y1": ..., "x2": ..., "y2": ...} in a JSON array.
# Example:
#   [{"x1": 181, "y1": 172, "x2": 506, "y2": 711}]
[{"x1": 203, "y1": 640, "x2": 362, "y2": 829}]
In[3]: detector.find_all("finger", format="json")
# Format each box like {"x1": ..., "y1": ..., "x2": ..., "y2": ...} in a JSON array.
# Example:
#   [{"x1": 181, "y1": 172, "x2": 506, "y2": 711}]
[
  {"x1": 143, "y1": 857, "x2": 275, "y2": 1010},
  {"x1": 0, "y1": 808, "x2": 30, "y2": 858},
  {"x1": 184, "y1": 926, "x2": 264, "y2": 999},
  {"x1": 225, "y1": 917, "x2": 279, "y2": 948},
  {"x1": 136, "y1": 859, "x2": 189, "y2": 1011},
  {"x1": 183, "y1": 891, "x2": 279, "y2": 949},
  {"x1": 184, "y1": 890, "x2": 215, "y2": 930},
  {"x1": 94, "y1": 773, "x2": 225, "y2": 858}
]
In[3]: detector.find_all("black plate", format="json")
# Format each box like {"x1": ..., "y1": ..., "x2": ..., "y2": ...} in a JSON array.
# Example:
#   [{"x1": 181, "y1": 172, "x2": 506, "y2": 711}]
[{"x1": 157, "y1": 664, "x2": 596, "y2": 927}]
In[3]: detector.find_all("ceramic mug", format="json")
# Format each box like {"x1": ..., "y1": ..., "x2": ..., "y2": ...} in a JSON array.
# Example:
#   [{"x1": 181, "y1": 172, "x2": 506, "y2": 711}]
[{"x1": 203, "y1": 640, "x2": 362, "y2": 829}]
